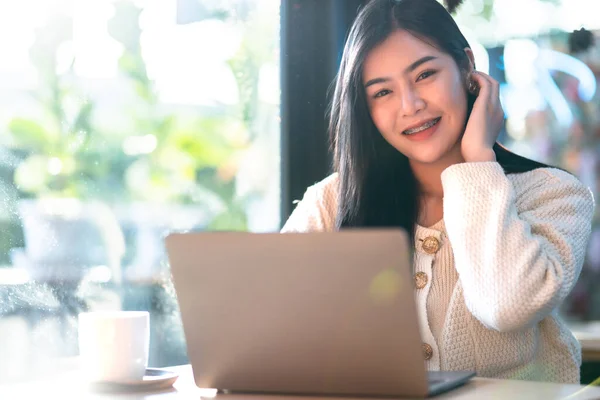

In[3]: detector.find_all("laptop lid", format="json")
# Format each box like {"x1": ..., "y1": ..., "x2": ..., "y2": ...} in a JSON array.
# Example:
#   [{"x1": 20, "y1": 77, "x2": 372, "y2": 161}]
[{"x1": 165, "y1": 230, "x2": 429, "y2": 398}]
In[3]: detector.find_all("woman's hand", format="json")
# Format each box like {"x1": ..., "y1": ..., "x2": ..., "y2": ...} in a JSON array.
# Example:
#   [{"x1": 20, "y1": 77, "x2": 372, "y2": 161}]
[{"x1": 461, "y1": 71, "x2": 504, "y2": 163}]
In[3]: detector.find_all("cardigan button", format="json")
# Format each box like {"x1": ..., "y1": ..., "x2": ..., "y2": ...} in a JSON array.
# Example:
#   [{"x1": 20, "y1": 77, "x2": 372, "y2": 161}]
[
  {"x1": 423, "y1": 343, "x2": 433, "y2": 360},
  {"x1": 414, "y1": 271, "x2": 428, "y2": 289},
  {"x1": 421, "y1": 236, "x2": 440, "y2": 254}
]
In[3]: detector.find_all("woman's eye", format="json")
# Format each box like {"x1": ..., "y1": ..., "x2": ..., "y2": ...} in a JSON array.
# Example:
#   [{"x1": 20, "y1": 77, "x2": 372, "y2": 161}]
[
  {"x1": 417, "y1": 70, "x2": 437, "y2": 82},
  {"x1": 374, "y1": 89, "x2": 391, "y2": 98}
]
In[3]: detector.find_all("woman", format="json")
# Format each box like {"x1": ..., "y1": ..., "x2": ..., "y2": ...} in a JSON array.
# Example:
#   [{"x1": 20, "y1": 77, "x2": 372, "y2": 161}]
[{"x1": 281, "y1": 0, "x2": 595, "y2": 384}]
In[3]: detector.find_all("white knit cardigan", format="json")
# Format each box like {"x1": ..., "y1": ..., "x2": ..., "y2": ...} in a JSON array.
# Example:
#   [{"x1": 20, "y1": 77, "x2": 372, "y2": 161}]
[{"x1": 281, "y1": 162, "x2": 595, "y2": 383}]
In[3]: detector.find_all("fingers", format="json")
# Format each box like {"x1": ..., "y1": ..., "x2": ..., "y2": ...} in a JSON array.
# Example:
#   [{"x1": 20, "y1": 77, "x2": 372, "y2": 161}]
[
  {"x1": 469, "y1": 71, "x2": 499, "y2": 102},
  {"x1": 469, "y1": 71, "x2": 503, "y2": 121}
]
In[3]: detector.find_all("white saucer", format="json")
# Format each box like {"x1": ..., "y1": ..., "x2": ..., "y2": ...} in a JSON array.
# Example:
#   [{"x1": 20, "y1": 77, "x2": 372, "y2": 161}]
[{"x1": 88, "y1": 368, "x2": 179, "y2": 392}]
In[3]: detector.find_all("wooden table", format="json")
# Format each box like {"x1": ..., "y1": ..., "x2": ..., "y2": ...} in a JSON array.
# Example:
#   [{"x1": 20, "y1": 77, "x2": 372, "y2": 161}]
[{"x1": 2, "y1": 365, "x2": 600, "y2": 400}]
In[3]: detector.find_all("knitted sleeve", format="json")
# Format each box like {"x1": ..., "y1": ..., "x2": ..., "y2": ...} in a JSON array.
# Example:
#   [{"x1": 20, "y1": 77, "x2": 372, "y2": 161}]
[
  {"x1": 441, "y1": 162, "x2": 595, "y2": 332},
  {"x1": 280, "y1": 174, "x2": 338, "y2": 233}
]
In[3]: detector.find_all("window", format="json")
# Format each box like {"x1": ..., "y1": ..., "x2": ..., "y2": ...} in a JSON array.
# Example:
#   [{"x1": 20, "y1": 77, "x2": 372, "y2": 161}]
[
  {"x1": 0, "y1": 0, "x2": 280, "y2": 381},
  {"x1": 453, "y1": 0, "x2": 600, "y2": 321}
]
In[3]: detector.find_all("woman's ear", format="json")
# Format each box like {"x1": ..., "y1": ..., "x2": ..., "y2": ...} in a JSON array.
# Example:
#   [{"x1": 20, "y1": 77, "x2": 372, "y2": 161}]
[
  {"x1": 464, "y1": 48, "x2": 476, "y2": 72},
  {"x1": 462, "y1": 49, "x2": 479, "y2": 96}
]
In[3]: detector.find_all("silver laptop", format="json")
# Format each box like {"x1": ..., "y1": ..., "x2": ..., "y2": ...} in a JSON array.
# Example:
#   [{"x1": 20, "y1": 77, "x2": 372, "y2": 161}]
[{"x1": 165, "y1": 230, "x2": 475, "y2": 398}]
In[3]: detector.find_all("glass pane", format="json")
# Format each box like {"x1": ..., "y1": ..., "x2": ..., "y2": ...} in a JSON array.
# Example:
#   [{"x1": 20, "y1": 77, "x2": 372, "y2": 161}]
[{"x1": 0, "y1": 0, "x2": 280, "y2": 382}]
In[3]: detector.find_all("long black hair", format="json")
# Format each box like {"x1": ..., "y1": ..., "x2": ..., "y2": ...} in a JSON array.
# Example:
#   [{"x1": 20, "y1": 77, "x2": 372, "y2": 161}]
[{"x1": 329, "y1": 0, "x2": 550, "y2": 239}]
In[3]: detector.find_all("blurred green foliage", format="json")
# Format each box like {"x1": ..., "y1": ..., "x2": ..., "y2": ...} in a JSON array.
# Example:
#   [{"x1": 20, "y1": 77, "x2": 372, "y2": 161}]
[{"x1": 1, "y1": 0, "x2": 280, "y2": 232}]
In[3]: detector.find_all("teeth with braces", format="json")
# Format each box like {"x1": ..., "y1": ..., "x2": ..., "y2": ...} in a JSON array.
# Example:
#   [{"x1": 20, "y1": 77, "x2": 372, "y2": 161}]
[{"x1": 403, "y1": 118, "x2": 440, "y2": 135}]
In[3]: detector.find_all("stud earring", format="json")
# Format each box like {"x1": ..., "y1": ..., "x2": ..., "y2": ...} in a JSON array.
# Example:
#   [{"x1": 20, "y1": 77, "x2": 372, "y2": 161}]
[{"x1": 467, "y1": 74, "x2": 479, "y2": 95}]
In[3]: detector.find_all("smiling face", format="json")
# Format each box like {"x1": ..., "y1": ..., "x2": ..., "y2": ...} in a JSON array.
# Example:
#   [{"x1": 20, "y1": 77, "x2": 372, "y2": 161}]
[{"x1": 363, "y1": 30, "x2": 470, "y2": 165}]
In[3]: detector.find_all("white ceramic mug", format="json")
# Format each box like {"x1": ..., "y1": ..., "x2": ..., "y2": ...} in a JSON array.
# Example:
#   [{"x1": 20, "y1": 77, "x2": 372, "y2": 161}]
[{"x1": 78, "y1": 311, "x2": 150, "y2": 382}]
